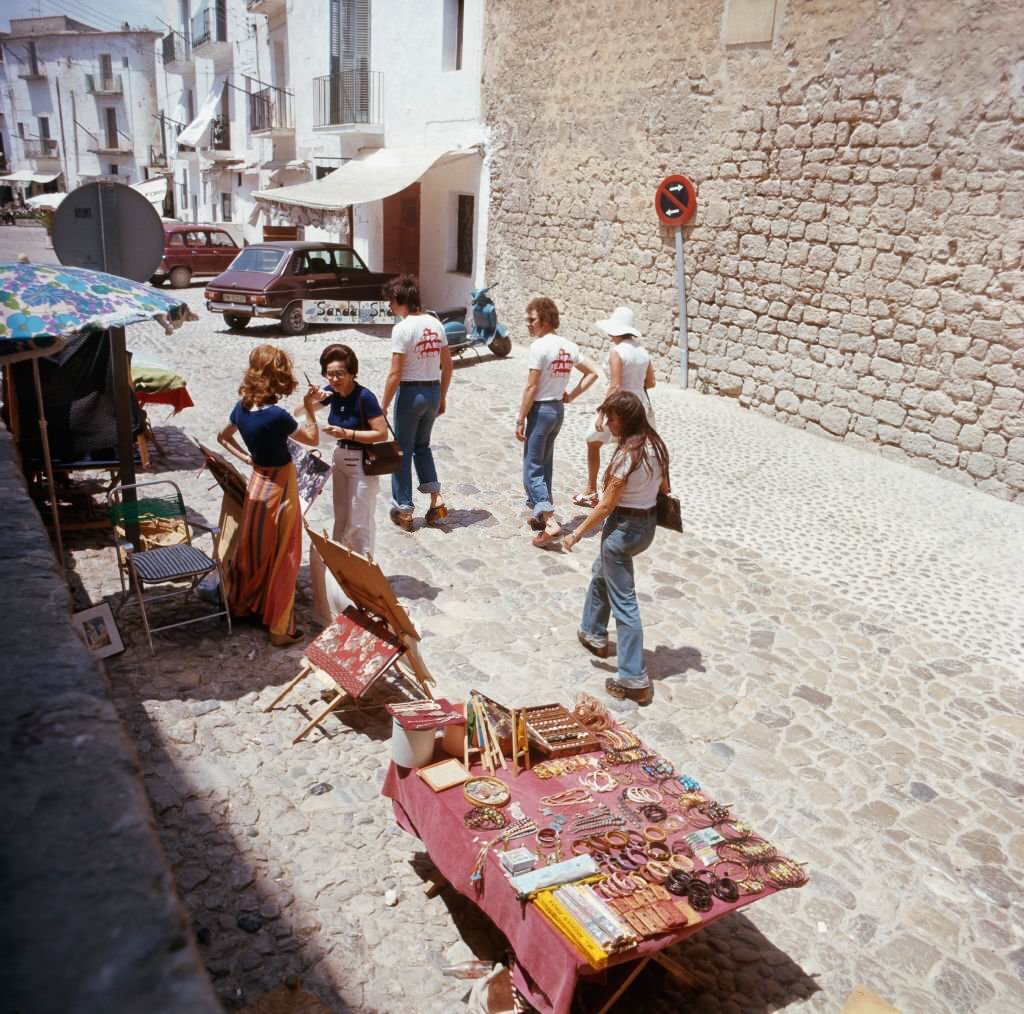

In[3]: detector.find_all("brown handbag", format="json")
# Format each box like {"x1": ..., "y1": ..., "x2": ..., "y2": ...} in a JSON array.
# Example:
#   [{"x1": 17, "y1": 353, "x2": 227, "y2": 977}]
[{"x1": 360, "y1": 397, "x2": 404, "y2": 476}]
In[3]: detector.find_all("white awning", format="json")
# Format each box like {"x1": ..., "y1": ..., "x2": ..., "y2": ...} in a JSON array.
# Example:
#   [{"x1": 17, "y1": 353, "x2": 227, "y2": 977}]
[
  {"x1": 176, "y1": 74, "x2": 226, "y2": 148},
  {"x1": 132, "y1": 176, "x2": 168, "y2": 208},
  {"x1": 1, "y1": 169, "x2": 62, "y2": 184},
  {"x1": 252, "y1": 146, "x2": 480, "y2": 212},
  {"x1": 25, "y1": 191, "x2": 66, "y2": 210}
]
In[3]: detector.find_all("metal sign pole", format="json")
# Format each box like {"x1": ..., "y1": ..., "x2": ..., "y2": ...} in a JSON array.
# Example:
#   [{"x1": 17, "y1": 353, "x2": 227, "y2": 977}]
[{"x1": 675, "y1": 225, "x2": 688, "y2": 388}]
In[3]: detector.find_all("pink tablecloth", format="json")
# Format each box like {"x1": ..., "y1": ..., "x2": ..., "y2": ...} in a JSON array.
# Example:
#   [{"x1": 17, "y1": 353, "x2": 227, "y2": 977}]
[{"x1": 382, "y1": 749, "x2": 779, "y2": 1014}]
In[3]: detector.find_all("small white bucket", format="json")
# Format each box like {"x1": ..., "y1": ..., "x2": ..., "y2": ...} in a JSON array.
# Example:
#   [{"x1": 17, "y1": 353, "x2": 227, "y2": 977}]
[{"x1": 391, "y1": 720, "x2": 437, "y2": 768}]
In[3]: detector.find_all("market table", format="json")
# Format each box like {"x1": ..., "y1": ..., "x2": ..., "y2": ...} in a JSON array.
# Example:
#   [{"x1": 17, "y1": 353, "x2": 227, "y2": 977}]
[{"x1": 382, "y1": 731, "x2": 801, "y2": 1014}]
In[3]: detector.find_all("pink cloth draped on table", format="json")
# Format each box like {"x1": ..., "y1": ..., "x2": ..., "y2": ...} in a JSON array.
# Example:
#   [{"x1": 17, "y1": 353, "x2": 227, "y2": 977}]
[{"x1": 382, "y1": 748, "x2": 778, "y2": 1014}]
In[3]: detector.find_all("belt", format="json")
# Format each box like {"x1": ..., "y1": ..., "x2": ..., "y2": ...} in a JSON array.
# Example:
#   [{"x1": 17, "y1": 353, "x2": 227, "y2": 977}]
[
  {"x1": 400, "y1": 380, "x2": 440, "y2": 387},
  {"x1": 336, "y1": 440, "x2": 361, "y2": 450},
  {"x1": 613, "y1": 505, "x2": 657, "y2": 518}
]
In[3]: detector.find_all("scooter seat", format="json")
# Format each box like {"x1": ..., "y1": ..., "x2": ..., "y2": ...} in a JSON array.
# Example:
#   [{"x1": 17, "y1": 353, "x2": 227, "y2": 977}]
[{"x1": 434, "y1": 306, "x2": 467, "y2": 323}]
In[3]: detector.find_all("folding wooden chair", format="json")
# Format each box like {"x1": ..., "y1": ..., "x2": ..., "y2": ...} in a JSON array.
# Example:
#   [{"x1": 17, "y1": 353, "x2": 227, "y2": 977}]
[
  {"x1": 107, "y1": 479, "x2": 232, "y2": 653},
  {"x1": 265, "y1": 606, "x2": 407, "y2": 743}
]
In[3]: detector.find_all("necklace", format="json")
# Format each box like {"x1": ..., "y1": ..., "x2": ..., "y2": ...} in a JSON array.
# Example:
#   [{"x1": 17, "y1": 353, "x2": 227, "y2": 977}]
[
  {"x1": 540, "y1": 787, "x2": 592, "y2": 807},
  {"x1": 579, "y1": 771, "x2": 617, "y2": 793}
]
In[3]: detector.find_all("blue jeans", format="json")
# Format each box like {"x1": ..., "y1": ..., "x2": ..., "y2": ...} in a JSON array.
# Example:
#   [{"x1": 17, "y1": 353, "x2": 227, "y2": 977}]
[
  {"x1": 522, "y1": 400, "x2": 563, "y2": 517},
  {"x1": 391, "y1": 383, "x2": 441, "y2": 512},
  {"x1": 580, "y1": 510, "x2": 657, "y2": 687}
]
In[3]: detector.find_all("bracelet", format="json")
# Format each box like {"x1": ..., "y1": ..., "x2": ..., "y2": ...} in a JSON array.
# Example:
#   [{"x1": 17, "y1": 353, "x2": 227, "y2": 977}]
[{"x1": 643, "y1": 826, "x2": 667, "y2": 843}]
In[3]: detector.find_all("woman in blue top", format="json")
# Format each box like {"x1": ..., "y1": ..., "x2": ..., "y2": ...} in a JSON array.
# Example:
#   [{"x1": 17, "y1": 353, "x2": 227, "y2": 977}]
[
  {"x1": 310, "y1": 343, "x2": 388, "y2": 626},
  {"x1": 218, "y1": 345, "x2": 320, "y2": 646}
]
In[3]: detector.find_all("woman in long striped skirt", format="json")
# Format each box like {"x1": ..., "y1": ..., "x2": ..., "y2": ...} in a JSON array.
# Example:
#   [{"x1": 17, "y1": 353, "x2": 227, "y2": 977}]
[{"x1": 218, "y1": 345, "x2": 320, "y2": 646}]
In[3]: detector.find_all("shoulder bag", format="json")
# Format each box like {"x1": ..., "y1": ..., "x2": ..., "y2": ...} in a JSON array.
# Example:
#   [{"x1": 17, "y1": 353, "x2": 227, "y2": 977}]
[
  {"x1": 360, "y1": 394, "x2": 404, "y2": 476},
  {"x1": 656, "y1": 477, "x2": 683, "y2": 533}
]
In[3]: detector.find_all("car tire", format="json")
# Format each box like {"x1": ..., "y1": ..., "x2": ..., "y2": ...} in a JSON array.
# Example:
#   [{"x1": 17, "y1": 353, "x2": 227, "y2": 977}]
[
  {"x1": 169, "y1": 266, "x2": 191, "y2": 289},
  {"x1": 490, "y1": 335, "x2": 512, "y2": 358},
  {"x1": 223, "y1": 313, "x2": 250, "y2": 330},
  {"x1": 280, "y1": 302, "x2": 307, "y2": 335}
]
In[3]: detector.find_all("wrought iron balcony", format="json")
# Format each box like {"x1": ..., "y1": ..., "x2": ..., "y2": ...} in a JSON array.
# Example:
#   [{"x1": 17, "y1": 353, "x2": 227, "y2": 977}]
[
  {"x1": 148, "y1": 146, "x2": 169, "y2": 168},
  {"x1": 86, "y1": 74, "x2": 124, "y2": 95},
  {"x1": 249, "y1": 85, "x2": 294, "y2": 135},
  {"x1": 192, "y1": 2, "x2": 230, "y2": 64},
  {"x1": 162, "y1": 30, "x2": 192, "y2": 70},
  {"x1": 24, "y1": 139, "x2": 59, "y2": 159},
  {"x1": 314, "y1": 70, "x2": 382, "y2": 129}
]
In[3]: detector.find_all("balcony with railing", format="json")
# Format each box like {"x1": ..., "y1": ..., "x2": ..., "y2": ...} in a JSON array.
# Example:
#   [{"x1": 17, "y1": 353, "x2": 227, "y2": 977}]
[
  {"x1": 148, "y1": 145, "x2": 169, "y2": 169},
  {"x1": 191, "y1": 2, "x2": 231, "y2": 66},
  {"x1": 18, "y1": 61, "x2": 46, "y2": 81},
  {"x1": 249, "y1": 85, "x2": 294, "y2": 136},
  {"x1": 247, "y1": 0, "x2": 285, "y2": 14},
  {"x1": 89, "y1": 131, "x2": 134, "y2": 156},
  {"x1": 313, "y1": 70, "x2": 382, "y2": 131},
  {"x1": 24, "y1": 138, "x2": 59, "y2": 162},
  {"x1": 162, "y1": 30, "x2": 192, "y2": 71},
  {"x1": 86, "y1": 73, "x2": 124, "y2": 95}
]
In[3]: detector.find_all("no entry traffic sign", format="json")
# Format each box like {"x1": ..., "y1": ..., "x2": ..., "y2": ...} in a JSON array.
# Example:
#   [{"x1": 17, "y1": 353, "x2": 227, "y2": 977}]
[{"x1": 655, "y1": 174, "x2": 697, "y2": 226}]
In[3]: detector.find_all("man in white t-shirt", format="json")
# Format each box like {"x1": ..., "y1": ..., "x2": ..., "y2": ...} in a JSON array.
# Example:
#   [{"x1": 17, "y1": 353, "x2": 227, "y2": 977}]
[
  {"x1": 381, "y1": 274, "x2": 453, "y2": 530},
  {"x1": 515, "y1": 296, "x2": 599, "y2": 547}
]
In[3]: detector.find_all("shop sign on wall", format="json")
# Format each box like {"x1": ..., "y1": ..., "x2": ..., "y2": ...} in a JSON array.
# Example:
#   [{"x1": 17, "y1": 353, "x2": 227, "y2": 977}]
[{"x1": 302, "y1": 300, "x2": 397, "y2": 325}]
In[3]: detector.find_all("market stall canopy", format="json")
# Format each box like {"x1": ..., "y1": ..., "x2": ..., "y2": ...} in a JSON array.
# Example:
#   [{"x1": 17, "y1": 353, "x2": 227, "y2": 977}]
[
  {"x1": 1, "y1": 170, "x2": 62, "y2": 185},
  {"x1": 252, "y1": 146, "x2": 480, "y2": 212},
  {"x1": 131, "y1": 176, "x2": 168, "y2": 209},
  {"x1": 176, "y1": 74, "x2": 226, "y2": 148}
]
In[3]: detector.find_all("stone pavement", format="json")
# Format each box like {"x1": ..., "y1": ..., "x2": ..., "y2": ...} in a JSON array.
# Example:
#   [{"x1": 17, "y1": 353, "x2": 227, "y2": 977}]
[{"x1": 62, "y1": 283, "x2": 1024, "y2": 1013}]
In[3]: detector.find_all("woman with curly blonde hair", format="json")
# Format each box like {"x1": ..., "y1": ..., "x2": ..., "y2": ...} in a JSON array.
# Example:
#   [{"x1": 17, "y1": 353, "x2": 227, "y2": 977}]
[{"x1": 218, "y1": 345, "x2": 321, "y2": 646}]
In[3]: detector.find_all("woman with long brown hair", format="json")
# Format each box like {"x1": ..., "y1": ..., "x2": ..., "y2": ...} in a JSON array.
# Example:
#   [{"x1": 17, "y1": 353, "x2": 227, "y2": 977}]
[
  {"x1": 562, "y1": 390, "x2": 670, "y2": 704},
  {"x1": 218, "y1": 345, "x2": 320, "y2": 646}
]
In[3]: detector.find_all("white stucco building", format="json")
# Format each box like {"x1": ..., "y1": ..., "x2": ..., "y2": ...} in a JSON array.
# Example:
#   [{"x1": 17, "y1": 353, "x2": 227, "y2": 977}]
[
  {"x1": 0, "y1": 16, "x2": 162, "y2": 198},
  {"x1": 157, "y1": 0, "x2": 487, "y2": 306}
]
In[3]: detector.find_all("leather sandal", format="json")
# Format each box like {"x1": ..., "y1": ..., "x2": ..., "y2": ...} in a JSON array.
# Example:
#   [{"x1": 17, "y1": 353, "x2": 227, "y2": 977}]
[
  {"x1": 532, "y1": 518, "x2": 562, "y2": 548},
  {"x1": 269, "y1": 628, "x2": 304, "y2": 648},
  {"x1": 572, "y1": 491, "x2": 599, "y2": 509}
]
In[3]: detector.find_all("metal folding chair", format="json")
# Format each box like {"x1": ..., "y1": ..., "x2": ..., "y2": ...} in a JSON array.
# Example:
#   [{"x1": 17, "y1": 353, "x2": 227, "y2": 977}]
[{"x1": 107, "y1": 479, "x2": 232, "y2": 653}]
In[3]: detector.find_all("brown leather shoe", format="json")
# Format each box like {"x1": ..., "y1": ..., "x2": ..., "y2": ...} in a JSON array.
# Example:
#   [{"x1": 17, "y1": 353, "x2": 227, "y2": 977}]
[
  {"x1": 577, "y1": 629, "x2": 610, "y2": 658},
  {"x1": 425, "y1": 503, "x2": 448, "y2": 525},
  {"x1": 390, "y1": 508, "x2": 414, "y2": 532},
  {"x1": 605, "y1": 678, "x2": 653, "y2": 705}
]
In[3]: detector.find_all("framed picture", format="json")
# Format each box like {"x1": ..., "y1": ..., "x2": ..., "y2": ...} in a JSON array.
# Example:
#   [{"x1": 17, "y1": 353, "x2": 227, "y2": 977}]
[{"x1": 71, "y1": 603, "x2": 125, "y2": 659}]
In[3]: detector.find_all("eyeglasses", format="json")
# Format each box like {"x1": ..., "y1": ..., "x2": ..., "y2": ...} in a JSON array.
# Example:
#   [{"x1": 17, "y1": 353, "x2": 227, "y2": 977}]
[
  {"x1": 325, "y1": 370, "x2": 351, "y2": 379},
  {"x1": 526, "y1": 316, "x2": 539, "y2": 324}
]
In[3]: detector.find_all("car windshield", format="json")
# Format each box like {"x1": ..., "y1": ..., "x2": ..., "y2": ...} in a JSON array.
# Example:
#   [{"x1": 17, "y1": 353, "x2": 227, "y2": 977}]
[{"x1": 229, "y1": 248, "x2": 286, "y2": 273}]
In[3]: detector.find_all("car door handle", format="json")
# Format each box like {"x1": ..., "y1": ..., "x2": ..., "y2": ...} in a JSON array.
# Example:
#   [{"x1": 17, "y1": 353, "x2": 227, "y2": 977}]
[
  {"x1": 339, "y1": 277, "x2": 350, "y2": 283},
  {"x1": 305, "y1": 278, "x2": 317, "y2": 284}
]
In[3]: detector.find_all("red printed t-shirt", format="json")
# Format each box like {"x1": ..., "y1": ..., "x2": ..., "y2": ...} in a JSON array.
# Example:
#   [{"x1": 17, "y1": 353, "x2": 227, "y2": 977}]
[
  {"x1": 392, "y1": 313, "x2": 445, "y2": 381},
  {"x1": 527, "y1": 332, "x2": 581, "y2": 401}
]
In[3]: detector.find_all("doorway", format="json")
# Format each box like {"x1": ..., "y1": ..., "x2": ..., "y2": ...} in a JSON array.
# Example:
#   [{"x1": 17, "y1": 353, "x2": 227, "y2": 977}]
[{"x1": 382, "y1": 182, "x2": 420, "y2": 276}]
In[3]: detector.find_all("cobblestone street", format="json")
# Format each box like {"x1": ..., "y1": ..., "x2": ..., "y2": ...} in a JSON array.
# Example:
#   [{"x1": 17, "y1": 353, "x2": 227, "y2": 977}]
[{"x1": 58, "y1": 277, "x2": 1024, "y2": 1013}]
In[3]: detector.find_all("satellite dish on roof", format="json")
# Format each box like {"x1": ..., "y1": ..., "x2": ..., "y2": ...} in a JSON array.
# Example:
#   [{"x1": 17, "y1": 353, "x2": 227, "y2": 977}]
[{"x1": 52, "y1": 181, "x2": 164, "y2": 282}]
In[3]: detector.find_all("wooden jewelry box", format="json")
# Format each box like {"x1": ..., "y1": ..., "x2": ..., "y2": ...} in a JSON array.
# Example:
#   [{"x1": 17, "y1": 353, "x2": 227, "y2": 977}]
[{"x1": 523, "y1": 704, "x2": 598, "y2": 758}]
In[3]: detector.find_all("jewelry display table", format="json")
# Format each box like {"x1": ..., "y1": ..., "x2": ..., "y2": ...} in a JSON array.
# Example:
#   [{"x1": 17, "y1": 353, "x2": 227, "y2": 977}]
[{"x1": 382, "y1": 730, "x2": 804, "y2": 1014}]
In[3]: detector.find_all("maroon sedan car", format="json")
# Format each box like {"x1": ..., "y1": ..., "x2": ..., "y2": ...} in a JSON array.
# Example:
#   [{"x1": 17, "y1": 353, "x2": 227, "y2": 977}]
[
  {"x1": 204, "y1": 241, "x2": 396, "y2": 335},
  {"x1": 152, "y1": 224, "x2": 240, "y2": 289}
]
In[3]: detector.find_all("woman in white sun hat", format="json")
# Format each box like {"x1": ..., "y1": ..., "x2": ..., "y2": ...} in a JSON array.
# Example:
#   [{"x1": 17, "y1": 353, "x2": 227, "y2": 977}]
[{"x1": 572, "y1": 306, "x2": 656, "y2": 509}]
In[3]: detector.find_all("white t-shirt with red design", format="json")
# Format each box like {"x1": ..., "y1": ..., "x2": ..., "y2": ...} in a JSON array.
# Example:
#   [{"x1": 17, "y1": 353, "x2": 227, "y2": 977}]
[
  {"x1": 392, "y1": 313, "x2": 445, "y2": 381},
  {"x1": 528, "y1": 333, "x2": 581, "y2": 401}
]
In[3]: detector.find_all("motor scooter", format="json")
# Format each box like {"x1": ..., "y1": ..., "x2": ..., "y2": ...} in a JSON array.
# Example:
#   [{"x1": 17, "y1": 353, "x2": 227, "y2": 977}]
[{"x1": 430, "y1": 286, "x2": 511, "y2": 359}]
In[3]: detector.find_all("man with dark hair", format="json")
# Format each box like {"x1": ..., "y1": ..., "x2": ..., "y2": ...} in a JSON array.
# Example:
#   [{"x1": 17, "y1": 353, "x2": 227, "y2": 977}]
[{"x1": 381, "y1": 274, "x2": 453, "y2": 530}]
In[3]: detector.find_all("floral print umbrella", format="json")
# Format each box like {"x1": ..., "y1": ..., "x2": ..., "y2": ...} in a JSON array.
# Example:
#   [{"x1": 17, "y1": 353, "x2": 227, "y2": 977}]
[
  {"x1": 0, "y1": 262, "x2": 189, "y2": 364},
  {"x1": 0, "y1": 263, "x2": 192, "y2": 571}
]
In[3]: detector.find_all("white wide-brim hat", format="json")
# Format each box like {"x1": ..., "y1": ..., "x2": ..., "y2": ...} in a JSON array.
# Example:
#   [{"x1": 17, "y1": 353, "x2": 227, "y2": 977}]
[{"x1": 596, "y1": 306, "x2": 642, "y2": 338}]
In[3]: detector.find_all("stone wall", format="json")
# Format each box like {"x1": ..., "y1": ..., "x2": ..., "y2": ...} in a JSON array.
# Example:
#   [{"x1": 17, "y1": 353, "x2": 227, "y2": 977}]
[
  {"x1": 0, "y1": 432, "x2": 220, "y2": 1014},
  {"x1": 481, "y1": 0, "x2": 1024, "y2": 501}
]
